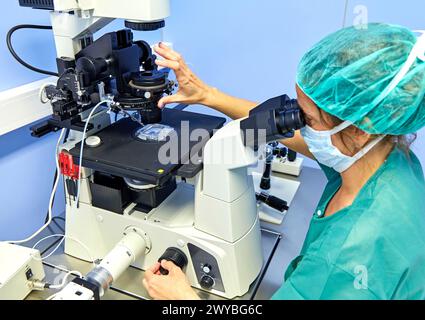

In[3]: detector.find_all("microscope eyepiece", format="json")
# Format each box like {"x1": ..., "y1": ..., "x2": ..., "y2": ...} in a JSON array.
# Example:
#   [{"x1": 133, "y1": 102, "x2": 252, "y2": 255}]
[
  {"x1": 240, "y1": 94, "x2": 306, "y2": 149},
  {"x1": 275, "y1": 99, "x2": 305, "y2": 135}
]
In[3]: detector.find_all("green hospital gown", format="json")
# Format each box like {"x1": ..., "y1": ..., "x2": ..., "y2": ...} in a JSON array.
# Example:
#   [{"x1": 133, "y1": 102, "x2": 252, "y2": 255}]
[{"x1": 272, "y1": 147, "x2": 425, "y2": 300}]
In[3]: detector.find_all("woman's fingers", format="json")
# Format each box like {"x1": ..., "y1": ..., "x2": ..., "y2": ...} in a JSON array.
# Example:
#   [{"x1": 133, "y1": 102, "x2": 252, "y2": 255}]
[
  {"x1": 143, "y1": 278, "x2": 160, "y2": 299},
  {"x1": 144, "y1": 270, "x2": 154, "y2": 283},
  {"x1": 154, "y1": 44, "x2": 208, "y2": 108},
  {"x1": 158, "y1": 94, "x2": 183, "y2": 108},
  {"x1": 142, "y1": 278, "x2": 149, "y2": 290},
  {"x1": 154, "y1": 44, "x2": 180, "y2": 61},
  {"x1": 160, "y1": 259, "x2": 180, "y2": 275},
  {"x1": 146, "y1": 262, "x2": 161, "y2": 277},
  {"x1": 155, "y1": 57, "x2": 188, "y2": 84},
  {"x1": 155, "y1": 59, "x2": 180, "y2": 71},
  {"x1": 158, "y1": 42, "x2": 183, "y2": 61}
]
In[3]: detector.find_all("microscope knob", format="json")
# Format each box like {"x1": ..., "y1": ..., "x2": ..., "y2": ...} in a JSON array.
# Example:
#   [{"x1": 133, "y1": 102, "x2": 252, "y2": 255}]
[
  {"x1": 158, "y1": 247, "x2": 188, "y2": 275},
  {"x1": 125, "y1": 20, "x2": 165, "y2": 31},
  {"x1": 200, "y1": 275, "x2": 215, "y2": 289},
  {"x1": 202, "y1": 264, "x2": 212, "y2": 274},
  {"x1": 260, "y1": 177, "x2": 271, "y2": 190},
  {"x1": 287, "y1": 149, "x2": 298, "y2": 162},
  {"x1": 85, "y1": 136, "x2": 102, "y2": 148}
]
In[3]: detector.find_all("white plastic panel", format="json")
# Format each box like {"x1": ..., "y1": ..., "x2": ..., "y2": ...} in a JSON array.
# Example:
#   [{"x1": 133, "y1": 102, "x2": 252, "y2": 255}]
[
  {"x1": 53, "y1": 0, "x2": 170, "y2": 22},
  {"x1": 0, "y1": 77, "x2": 57, "y2": 136}
]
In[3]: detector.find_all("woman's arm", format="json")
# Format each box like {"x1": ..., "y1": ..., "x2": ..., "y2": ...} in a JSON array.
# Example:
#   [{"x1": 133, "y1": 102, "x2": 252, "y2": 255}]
[
  {"x1": 202, "y1": 88, "x2": 313, "y2": 158},
  {"x1": 154, "y1": 43, "x2": 313, "y2": 159},
  {"x1": 202, "y1": 87, "x2": 257, "y2": 119}
]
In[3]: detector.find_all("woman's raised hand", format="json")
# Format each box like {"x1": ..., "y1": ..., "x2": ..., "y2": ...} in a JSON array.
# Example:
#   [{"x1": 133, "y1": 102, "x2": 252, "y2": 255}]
[{"x1": 154, "y1": 43, "x2": 213, "y2": 108}]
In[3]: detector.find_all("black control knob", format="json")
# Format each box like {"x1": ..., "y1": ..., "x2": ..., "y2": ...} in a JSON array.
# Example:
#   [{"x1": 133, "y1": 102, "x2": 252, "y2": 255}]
[
  {"x1": 260, "y1": 176, "x2": 271, "y2": 190},
  {"x1": 158, "y1": 247, "x2": 188, "y2": 275},
  {"x1": 287, "y1": 149, "x2": 297, "y2": 162},
  {"x1": 256, "y1": 192, "x2": 289, "y2": 212},
  {"x1": 200, "y1": 275, "x2": 215, "y2": 289}
]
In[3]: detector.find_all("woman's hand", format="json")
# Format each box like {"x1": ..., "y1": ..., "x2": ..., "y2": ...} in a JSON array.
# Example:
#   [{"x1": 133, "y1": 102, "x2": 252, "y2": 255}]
[
  {"x1": 154, "y1": 43, "x2": 213, "y2": 108},
  {"x1": 154, "y1": 43, "x2": 258, "y2": 119},
  {"x1": 143, "y1": 260, "x2": 200, "y2": 300}
]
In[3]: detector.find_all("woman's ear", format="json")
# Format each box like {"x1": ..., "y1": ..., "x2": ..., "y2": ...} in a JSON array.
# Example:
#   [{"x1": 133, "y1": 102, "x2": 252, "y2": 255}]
[{"x1": 347, "y1": 126, "x2": 371, "y2": 150}]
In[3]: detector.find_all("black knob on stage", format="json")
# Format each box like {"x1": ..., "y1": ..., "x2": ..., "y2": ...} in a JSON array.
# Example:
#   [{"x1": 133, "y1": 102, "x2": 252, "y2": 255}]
[
  {"x1": 200, "y1": 275, "x2": 215, "y2": 289},
  {"x1": 287, "y1": 149, "x2": 297, "y2": 162},
  {"x1": 256, "y1": 192, "x2": 289, "y2": 212},
  {"x1": 265, "y1": 195, "x2": 289, "y2": 212},
  {"x1": 260, "y1": 144, "x2": 274, "y2": 190},
  {"x1": 260, "y1": 175, "x2": 271, "y2": 190},
  {"x1": 158, "y1": 247, "x2": 188, "y2": 275}
]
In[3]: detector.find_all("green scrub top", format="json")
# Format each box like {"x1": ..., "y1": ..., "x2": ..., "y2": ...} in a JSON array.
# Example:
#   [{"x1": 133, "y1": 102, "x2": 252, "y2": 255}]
[{"x1": 272, "y1": 147, "x2": 425, "y2": 300}]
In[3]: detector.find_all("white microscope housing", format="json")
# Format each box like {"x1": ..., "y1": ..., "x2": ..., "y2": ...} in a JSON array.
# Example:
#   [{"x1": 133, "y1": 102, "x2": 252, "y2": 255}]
[
  {"x1": 46, "y1": 0, "x2": 170, "y2": 58},
  {"x1": 22, "y1": 0, "x2": 265, "y2": 299},
  {"x1": 62, "y1": 118, "x2": 264, "y2": 299}
]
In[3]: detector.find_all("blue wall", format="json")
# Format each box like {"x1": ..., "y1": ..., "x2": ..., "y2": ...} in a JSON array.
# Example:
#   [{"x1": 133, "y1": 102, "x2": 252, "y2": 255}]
[
  {"x1": 1, "y1": 0, "x2": 425, "y2": 239},
  {"x1": 0, "y1": 3, "x2": 61, "y2": 241},
  {"x1": 164, "y1": 0, "x2": 425, "y2": 167}
]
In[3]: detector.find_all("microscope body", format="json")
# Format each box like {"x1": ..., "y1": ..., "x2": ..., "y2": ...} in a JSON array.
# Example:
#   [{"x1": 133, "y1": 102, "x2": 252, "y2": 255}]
[
  {"x1": 18, "y1": 0, "x2": 304, "y2": 300},
  {"x1": 22, "y1": 0, "x2": 263, "y2": 299},
  {"x1": 60, "y1": 117, "x2": 264, "y2": 299}
]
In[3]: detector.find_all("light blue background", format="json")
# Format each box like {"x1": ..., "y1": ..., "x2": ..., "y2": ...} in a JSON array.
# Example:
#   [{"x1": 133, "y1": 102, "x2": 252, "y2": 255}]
[{"x1": 1, "y1": 0, "x2": 424, "y2": 239}]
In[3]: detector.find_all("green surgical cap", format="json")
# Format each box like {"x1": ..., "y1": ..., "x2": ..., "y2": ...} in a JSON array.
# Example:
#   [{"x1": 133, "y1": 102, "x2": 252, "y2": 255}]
[{"x1": 297, "y1": 23, "x2": 425, "y2": 135}]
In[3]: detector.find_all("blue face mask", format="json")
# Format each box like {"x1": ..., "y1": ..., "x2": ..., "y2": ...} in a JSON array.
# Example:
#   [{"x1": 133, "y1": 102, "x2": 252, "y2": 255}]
[{"x1": 301, "y1": 121, "x2": 386, "y2": 173}]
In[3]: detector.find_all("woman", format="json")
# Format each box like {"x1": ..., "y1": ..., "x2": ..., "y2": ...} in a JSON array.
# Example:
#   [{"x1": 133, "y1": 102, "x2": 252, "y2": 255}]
[{"x1": 142, "y1": 23, "x2": 425, "y2": 300}]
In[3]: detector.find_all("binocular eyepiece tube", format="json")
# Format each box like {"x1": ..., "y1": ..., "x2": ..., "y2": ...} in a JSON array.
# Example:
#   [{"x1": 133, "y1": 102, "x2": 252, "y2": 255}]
[
  {"x1": 275, "y1": 100, "x2": 305, "y2": 135},
  {"x1": 240, "y1": 94, "x2": 306, "y2": 150}
]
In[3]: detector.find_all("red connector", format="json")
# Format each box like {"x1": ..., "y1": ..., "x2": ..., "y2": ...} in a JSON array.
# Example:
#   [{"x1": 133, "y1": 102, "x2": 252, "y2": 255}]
[{"x1": 58, "y1": 151, "x2": 80, "y2": 180}]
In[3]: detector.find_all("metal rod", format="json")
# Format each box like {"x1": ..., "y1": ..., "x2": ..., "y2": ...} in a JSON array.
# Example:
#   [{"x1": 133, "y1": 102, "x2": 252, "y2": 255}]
[
  {"x1": 173, "y1": 103, "x2": 189, "y2": 111},
  {"x1": 109, "y1": 286, "x2": 148, "y2": 300},
  {"x1": 342, "y1": 0, "x2": 350, "y2": 28},
  {"x1": 250, "y1": 232, "x2": 282, "y2": 300}
]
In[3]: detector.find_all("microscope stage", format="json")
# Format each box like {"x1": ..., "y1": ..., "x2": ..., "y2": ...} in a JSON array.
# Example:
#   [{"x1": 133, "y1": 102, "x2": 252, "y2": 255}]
[{"x1": 69, "y1": 108, "x2": 226, "y2": 185}]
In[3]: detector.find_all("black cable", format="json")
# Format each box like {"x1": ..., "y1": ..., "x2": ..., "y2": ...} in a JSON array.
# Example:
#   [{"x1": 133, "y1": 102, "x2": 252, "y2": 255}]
[
  {"x1": 51, "y1": 217, "x2": 65, "y2": 233},
  {"x1": 6, "y1": 24, "x2": 59, "y2": 77},
  {"x1": 173, "y1": 104, "x2": 189, "y2": 111},
  {"x1": 44, "y1": 169, "x2": 58, "y2": 224},
  {"x1": 250, "y1": 231, "x2": 282, "y2": 300},
  {"x1": 40, "y1": 237, "x2": 63, "y2": 256},
  {"x1": 52, "y1": 216, "x2": 65, "y2": 223}
]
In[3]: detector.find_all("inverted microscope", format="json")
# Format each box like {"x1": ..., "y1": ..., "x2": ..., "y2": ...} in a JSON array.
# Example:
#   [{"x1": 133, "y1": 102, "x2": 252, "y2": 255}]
[{"x1": 7, "y1": 0, "x2": 305, "y2": 300}]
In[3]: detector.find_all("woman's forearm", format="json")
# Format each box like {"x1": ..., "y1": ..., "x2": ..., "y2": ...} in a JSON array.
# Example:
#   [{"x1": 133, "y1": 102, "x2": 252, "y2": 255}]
[
  {"x1": 202, "y1": 87, "x2": 313, "y2": 158},
  {"x1": 202, "y1": 87, "x2": 258, "y2": 119}
]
